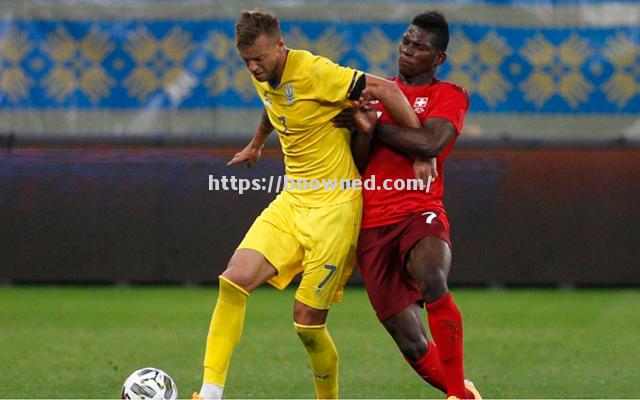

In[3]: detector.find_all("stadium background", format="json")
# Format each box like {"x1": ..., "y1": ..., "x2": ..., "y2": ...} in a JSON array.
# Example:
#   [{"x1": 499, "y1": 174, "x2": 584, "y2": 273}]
[{"x1": 1, "y1": 0, "x2": 639, "y2": 286}]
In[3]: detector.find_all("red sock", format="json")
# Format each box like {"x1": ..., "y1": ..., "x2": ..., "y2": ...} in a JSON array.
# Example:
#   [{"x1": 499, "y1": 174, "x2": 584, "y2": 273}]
[
  {"x1": 426, "y1": 292, "x2": 466, "y2": 398},
  {"x1": 405, "y1": 340, "x2": 447, "y2": 393}
]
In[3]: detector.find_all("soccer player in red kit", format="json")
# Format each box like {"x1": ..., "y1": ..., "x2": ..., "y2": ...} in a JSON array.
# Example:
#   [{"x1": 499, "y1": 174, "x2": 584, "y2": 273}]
[{"x1": 334, "y1": 11, "x2": 481, "y2": 400}]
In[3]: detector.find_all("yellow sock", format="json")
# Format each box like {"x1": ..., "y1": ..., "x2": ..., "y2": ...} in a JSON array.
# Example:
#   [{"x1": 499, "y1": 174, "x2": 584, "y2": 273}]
[
  {"x1": 294, "y1": 323, "x2": 339, "y2": 399},
  {"x1": 202, "y1": 276, "x2": 249, "y2": 386}
]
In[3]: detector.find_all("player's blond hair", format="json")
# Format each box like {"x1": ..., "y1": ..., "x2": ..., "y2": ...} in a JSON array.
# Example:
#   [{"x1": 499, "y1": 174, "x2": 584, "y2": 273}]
[{"x1": 235, "y1": 9, "x2": 281, "y2": 49}]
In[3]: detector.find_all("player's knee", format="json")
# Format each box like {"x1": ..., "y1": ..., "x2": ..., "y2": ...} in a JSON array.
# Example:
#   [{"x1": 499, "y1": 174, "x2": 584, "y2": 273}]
[
  {"x1": 417, "y1": 267, "x2": 448, "y2": 303},
  {"x1": 293, "y1": 301, "x2": 328, "y2": 325},
  {"x1": 222, "y1": 250, "x2": 275, "y2": 292},
  {"x1": 409, "y1": 246, "x2": 451, "y2": 302},
  {"x1": 220, "y1": 264, "x2": 253, "y2": 291},
  {"x1": 217, "y1": 275, "x2": 250, "y2": 305}
]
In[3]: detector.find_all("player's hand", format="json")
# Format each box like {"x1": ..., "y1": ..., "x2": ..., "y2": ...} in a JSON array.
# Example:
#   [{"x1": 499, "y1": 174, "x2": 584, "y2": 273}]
[
  {"x1": 227, "y1": 145, "x2": 261, "y2": 168},
  {"x1": 352, "y1": 104, "x2": 377, "y2": 135},
  {"x1": 352, "y1": 90, "x2": 378, "y2": 135},
  {"x1": 413, "y1": 157, "x2": 438, "y2": 189},
  {"x1": 332, "y1": 109, "x2": 357, "y2": 132}
]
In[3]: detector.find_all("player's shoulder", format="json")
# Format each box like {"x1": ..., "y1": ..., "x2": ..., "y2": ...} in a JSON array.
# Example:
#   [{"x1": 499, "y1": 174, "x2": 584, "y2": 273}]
[
  {"x1": 431, "y1": 78, "x2": 470, "y2": 104},
  {"x1": 289, "y1": 48, "x2": 329, "y2": 67},
  {"x1": 432, "y1": 78, "x2": 468, "y2": 96},
  {"x1": 288, "y1": 49, "x2": 333, "y2": 80}
]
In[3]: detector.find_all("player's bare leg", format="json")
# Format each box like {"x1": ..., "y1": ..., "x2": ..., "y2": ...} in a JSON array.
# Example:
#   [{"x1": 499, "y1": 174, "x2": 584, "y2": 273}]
[
  {"x1": 222, "y1": 249, "x2": 278, "y2": 292},
  {"x1": 406, "y1": 236, "x2": 477, "y2": 399},
  {"x1": 293, "y1": 300, "x2": 339, "y2": 399},
  {"x1": 406, "y1": 237, "x2": 451, "y2": 303},
  {"x1": 382, "y1": 304, "x2": 447, "y2": 393},
  {"x1": 383, "y1": 304, "x2": 428, "y2": 361},
  {"x1": 198, "y1": 249, "x2": 276, "y2": 400},
  {"x1": 294, "y1": 300, "x2": 329, "y2": 325}
]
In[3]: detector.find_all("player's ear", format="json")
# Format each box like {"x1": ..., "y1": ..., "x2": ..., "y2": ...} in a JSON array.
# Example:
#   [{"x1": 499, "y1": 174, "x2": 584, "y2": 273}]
[{"x1": 435, "y1": 51, "x2": 446, "y2": 68}]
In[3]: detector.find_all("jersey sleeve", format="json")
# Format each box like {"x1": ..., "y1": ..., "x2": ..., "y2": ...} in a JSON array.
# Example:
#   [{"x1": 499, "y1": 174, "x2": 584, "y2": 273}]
[
  {"x1": 307, "y1": 54, "x2": 364, "y2": 104},
  {"x1": 428, "y1": 83, "x2": 470, "y2": 135}
]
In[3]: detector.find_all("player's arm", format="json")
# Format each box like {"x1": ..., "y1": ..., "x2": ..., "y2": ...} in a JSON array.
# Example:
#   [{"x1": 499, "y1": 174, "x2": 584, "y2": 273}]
[
  {"x1": 333, "y1": 92, "x2": 378, "y2": 173},
  {"x1": 332, "y1": 105, "x2": 374, "y2": 174},
  {"x1": 359, "y1": 74, "x2": 421, "y2": 129},
  {"x1": 351, "y1": 130, "x2": 373, "y2": 174},
  {"x1": 227, "y1": 108, "x2": 273, "y2": 167},
  {"x1": 374, "y1": 117, "x2": 456, "y2": 158},
  {"x1": 349, "y1": 103, "x2": 377, "y2": 174},
  {"x1": 351, "y1": 98, "x2": 378, "y2": 173}
]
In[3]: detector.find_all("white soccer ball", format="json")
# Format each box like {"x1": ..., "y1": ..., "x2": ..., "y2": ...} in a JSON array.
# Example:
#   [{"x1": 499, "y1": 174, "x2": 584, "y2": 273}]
[{"x1": 121, "y1": 367, "x2": 178, "y2": 400}]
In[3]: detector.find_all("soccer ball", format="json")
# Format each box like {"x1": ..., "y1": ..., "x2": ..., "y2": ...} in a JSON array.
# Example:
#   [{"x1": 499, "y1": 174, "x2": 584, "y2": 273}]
[{"x1": 121, "y1": 367, "x2": 178, "y2": 400}]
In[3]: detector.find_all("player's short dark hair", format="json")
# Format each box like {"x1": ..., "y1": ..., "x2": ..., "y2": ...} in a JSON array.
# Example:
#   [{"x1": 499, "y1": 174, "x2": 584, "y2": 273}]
[
  {"x1": 235, "y1": 9, "x2": 281, "y2": 49},
  {"x1": 411, "y1": 11, "x2": 449, "y2": 52}
]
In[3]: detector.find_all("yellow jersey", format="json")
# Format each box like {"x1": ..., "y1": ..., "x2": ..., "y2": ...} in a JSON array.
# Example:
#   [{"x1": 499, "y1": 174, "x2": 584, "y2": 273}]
[{"x1": 251, "y1": 49, "x2": 363, "y2": 207}]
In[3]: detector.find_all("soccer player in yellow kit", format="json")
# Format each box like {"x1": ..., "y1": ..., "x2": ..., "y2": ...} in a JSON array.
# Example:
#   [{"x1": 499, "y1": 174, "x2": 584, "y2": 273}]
[{"x1": 194, "y1": 9, "x2": 421, "y2": 400}]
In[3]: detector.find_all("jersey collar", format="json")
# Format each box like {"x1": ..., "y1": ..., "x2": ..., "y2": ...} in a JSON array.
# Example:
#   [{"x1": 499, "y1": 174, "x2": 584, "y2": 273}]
[{"x1": 268, "y1": 49, "x2": 291, "y2": 89}]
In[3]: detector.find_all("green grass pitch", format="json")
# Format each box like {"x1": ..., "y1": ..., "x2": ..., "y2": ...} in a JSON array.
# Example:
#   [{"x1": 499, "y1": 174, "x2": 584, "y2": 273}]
[{"x1": 0, "y1": 286, "x2": 637, "y2": 398}]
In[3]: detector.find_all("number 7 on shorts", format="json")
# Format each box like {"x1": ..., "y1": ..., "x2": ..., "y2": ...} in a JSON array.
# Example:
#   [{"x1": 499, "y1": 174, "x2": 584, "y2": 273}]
[{"x1": 318, "y1": 264, "x2": 337, "y2": 289}]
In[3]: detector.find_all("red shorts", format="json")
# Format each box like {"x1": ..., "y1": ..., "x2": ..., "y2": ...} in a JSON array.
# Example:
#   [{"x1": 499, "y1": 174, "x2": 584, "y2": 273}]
[{"x1": 357, "y1": 209, "x2": 451, "y2": 321}]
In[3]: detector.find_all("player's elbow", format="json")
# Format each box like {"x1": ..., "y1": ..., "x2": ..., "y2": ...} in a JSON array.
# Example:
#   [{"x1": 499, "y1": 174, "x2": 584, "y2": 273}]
[
  {"x1": 415, "y1": 141, "x2": 443, "y2": 158},
  {"x1": 416, "y1": 124, "x2": 455, "y2": 158}
]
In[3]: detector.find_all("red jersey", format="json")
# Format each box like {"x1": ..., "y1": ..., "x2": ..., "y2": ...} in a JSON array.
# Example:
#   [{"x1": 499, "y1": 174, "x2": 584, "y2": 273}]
[{"x1": 361, "y1": 77, "x2": 469, "y2": 229}]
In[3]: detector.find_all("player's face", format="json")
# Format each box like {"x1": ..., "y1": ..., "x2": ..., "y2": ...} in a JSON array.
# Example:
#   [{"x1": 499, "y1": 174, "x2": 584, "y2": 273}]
[
  {"x1": 238, "y1": 34, "x2": 283, "y2": 82},
  {"x1": 398, "y1": 25, "x2": 446, "y2": 78}
]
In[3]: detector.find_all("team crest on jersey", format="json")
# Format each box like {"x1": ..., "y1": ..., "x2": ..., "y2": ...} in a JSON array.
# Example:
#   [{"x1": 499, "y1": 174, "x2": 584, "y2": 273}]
[
  {"x1": 413, "y1": 97, "x2": 428, "y2": 113},
  {"x1": 283, "y1": 83, "x2": 295, "y2": 105}
]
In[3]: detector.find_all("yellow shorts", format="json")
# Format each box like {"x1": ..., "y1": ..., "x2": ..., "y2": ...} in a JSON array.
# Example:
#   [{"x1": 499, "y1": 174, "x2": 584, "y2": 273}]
[{"x1": 237, "y1": 193, "x2": 362, "y2": 310}]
